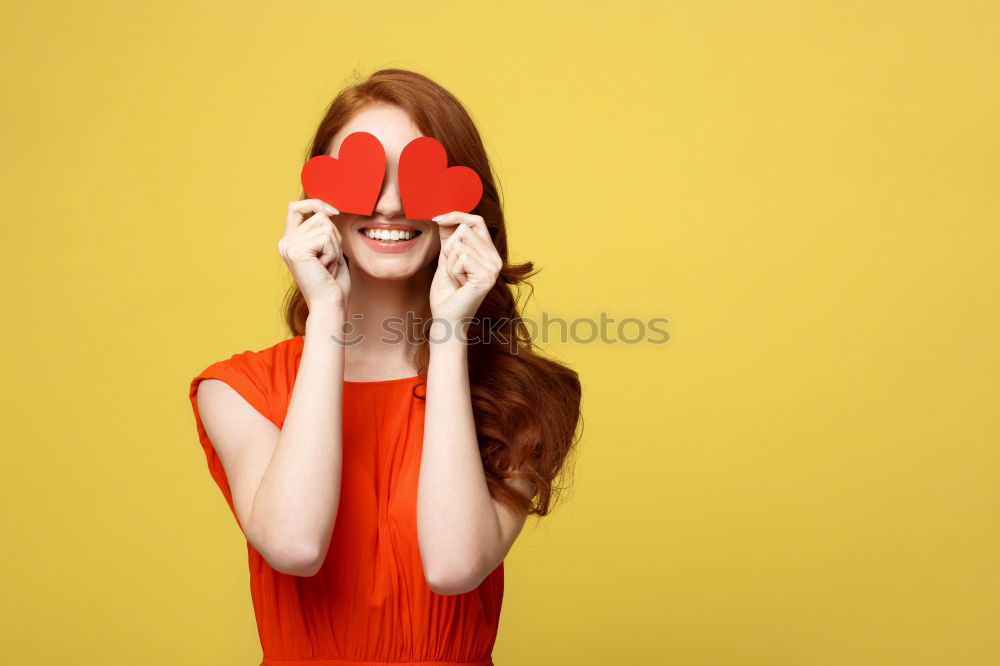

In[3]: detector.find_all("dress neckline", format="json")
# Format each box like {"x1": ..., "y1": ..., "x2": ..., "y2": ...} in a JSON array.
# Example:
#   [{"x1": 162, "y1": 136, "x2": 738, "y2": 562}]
[
  {"x1": 293, "y1": 336, "x2": 421, "y2": 385},
  {"x1": 343, "y1": 375, "x2": 422, "y2": 385}
]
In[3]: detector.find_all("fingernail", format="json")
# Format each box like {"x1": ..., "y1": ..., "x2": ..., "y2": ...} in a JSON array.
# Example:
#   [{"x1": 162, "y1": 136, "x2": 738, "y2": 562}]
[{"x1": 431, "y1": 214, "x2": 442, "y2": 222}]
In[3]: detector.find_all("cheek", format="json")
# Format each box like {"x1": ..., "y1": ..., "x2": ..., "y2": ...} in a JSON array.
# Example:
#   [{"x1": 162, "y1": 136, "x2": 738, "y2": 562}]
[
  {"x1": 335, "y1": 218, "x2": 362, "y2": 253},
  {"x1": 334, "y1": 216, "x2": 356, "y2": 238},
  {"x1": 426, "y1": 233, "x2": 441, "y2": 254}
]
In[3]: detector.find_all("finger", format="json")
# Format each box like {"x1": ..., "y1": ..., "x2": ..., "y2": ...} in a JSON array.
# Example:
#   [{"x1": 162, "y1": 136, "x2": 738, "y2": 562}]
[
  {"x1": 437, "y1": 217, "x2": 459, "y2": 246},
  {"x1": 458, "y1": 247, "x2": 492, "y2": 286},
  {"x1": 442, "y1": 230, "x2": 472, "y2": 272},
  {"x1": 433, "y1": 211, "x2": 490, "y2": 243},
  {"x1": 446, "y1": 245, "x2": 466, "y2": 287},
  {"x1": 286, "y1": 199, "x2": 339, "y2": 235},
  {"x1": 431, "y1": 211, "x2": 464, "y2": 226},
  {"x1": 299, "y1": 211, "x2": 338, "y2": 240},
  {"x1": 331, "y1": 222, "x2": 342, "y2": 249},
  {"x1": 300, "y1": 218, "x2": 336, "y2": 250},
  {"x1": 432, "y1": 212, "x2": 470, "y2": 249},
  {"x1": 324, "y1": 221, "x2": 345, "y2": 262},
  {"x1": 448, "y1": 222, "x2": 496, "y2": 264},
  {"x1": 465, "y1": 215, "x2": 492, "y2": 243},
  {"x1": 334, "y1": 251, "x2": 350, "y2": 284},
  {"x1": 432, "y1": 248, "x2": 451, "y2": 285},
  {"x1": 447, "y1": 226, "x2": 501, "y2": 275},
  {"x1": 442, "y1": 223, "x2": 466, "y2": 255},
  {"x1": 301, "y1": 221, "x2": 339, "y2": 261},
  {"x1": 317, "y1": 234, "x2": 336, "y2": 268}
]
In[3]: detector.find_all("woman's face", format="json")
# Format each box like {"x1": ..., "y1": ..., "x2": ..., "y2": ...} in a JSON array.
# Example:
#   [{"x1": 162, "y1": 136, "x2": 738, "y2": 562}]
[{"x1": 327, "y1": 103, "x2": 440, "y2": 281}]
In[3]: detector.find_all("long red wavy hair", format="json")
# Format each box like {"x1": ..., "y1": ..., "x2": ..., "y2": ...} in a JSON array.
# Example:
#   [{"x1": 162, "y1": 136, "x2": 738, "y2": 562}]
[{"x1": 282, "y1": 68, "x2": 582, "y2": 517}]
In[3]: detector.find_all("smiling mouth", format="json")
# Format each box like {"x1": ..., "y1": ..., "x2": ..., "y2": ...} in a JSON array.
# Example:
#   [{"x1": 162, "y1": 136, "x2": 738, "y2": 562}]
[{"x1": 358, "y1": 226, "x2": 423, "y2": 243}]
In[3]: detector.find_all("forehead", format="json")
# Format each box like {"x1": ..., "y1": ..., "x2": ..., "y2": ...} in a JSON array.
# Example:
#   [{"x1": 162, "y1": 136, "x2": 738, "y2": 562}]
[{"x1": 329, "y1": 103, "x2": 424, "y2": 160}]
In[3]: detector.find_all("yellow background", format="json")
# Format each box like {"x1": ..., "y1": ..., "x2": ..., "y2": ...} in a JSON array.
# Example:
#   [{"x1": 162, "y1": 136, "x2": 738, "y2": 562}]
[{"x1": 2, "y1": 1, "x2": 997, "y2": 664}]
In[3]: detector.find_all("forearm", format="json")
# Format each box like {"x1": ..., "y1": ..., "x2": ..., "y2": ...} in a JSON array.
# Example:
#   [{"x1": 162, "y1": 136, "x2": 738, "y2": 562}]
[
  {"x1": 417, "y1": 322, "x2": 501, "y2": 588},
  {"x1": 251, "y1": 309, "x2": 345, "y2": 566}
]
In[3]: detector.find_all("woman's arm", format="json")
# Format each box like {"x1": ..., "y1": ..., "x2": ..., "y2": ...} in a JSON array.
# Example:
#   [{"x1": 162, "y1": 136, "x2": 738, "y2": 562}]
[
  {"x1": 249, "y1": 310, "x2": 346, "y2": 573},
  {"x1": 197, "y1": 310, "x2": 346, "y2": 577},
  {"x1": 198, "y1": 199, "x2": 350, "y2": 576},
  {"x1": 418, "y1": 209, "x2": 538, "y2": 595},
  {"x1": 417, "y1": 322, "x2": 535, "y2": 595}
]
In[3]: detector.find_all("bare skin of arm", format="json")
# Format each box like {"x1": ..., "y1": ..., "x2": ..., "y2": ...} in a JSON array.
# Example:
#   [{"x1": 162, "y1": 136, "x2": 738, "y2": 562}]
[
  {"x1": 196, "y1": 199, "x2": 350, "y2": 576},
  {"x1": 417, "y1": 211, "x2": 536, "y2": 595},
  {"x1": 418, "y1": 321, "x2": 536, "y2": 595},
  {"x1": 196, "y1": 311, "x2": 345, "y2": 576}
]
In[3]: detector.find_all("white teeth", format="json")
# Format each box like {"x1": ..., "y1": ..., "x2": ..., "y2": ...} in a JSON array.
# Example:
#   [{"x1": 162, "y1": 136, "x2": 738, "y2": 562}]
[{"x1": 364, "y1": 228, "x2": 415, "y2": 241}]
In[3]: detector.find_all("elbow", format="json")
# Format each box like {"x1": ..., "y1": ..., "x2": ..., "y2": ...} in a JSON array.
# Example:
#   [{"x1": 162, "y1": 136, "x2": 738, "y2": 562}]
[
  {"x1": 245, "y1": 516, "x2": 325, "y2": 577},
  {"x1": 424, "y1": 561, "x2": 482, "y2": 596},
  {"x1": 261, "y1": 539, "x2": 324, "y2": 577}
]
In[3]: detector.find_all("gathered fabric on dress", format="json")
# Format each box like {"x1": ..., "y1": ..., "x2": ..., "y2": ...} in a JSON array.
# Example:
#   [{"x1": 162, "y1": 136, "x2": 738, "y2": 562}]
[{"x1": 189, "y1": 335, "x2": 502, "y2": 666}]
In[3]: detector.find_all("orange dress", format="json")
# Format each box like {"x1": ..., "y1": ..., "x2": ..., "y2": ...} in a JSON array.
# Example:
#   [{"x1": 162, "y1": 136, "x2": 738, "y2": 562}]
[{"x1": 189, "y1": 335, "x2": 503, "y2": 666}]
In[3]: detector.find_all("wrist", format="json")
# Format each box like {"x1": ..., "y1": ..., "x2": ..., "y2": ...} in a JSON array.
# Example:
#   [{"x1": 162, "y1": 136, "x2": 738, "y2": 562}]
[
  {"x1": 305, "y1": 309, "x2": 353, "y2": 346},
  {"x1": 306, "y1": 300, "x2": 346, "y2": 324},
  {"x1": 428, "y1": 327, "x2": 470, "y2": 368},
  {"x1": 426, "y1": 316, "x2": 473, "y2": 346}
]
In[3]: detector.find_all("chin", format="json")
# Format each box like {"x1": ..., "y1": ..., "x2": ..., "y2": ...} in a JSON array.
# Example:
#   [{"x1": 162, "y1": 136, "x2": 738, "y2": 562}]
[
  {"x1": 346, "y1": 241, "x2": 437, "y2": 281},
  {"x1": 352, "y1": 255, "x2": 433, "y2": 281}
]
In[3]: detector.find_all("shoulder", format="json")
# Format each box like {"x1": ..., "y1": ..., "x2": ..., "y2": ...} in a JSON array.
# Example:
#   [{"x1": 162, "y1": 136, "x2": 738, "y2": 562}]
[
  {"x1": 235, "y1": 334, "x2": 304, "y2": 377},
  {"x1": 207, "y1": 335, "x2": 303, "y2": 376},
  {"x1": 190, "y1": 335, "x2": 304, "y2": 423}
]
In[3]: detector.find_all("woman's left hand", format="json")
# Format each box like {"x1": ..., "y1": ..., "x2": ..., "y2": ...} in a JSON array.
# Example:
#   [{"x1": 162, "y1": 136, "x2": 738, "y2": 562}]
[{"x1": 428, "y1": 211, "x2": 502, "y2": 330}]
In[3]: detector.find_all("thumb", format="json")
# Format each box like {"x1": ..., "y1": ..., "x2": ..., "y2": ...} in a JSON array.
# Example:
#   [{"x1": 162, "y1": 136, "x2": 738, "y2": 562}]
[
  {"x1": 433, "y1": 251, "x2": 450, "y2": 277},
  {"x1": 437, "y1": 220, "x2": 457, "y2": 246},
  {"x1": 335, "y1": 252, "x2": 351, "y2": 284}
]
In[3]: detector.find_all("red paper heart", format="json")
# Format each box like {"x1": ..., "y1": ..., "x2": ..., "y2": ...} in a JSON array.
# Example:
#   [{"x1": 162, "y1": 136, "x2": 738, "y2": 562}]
[
  {"x1": 300, "y1": 131, "x2": 385, "y2": 215},
  {"x1": 398, "y1": 136, "x2": 483, "y2": 220}
]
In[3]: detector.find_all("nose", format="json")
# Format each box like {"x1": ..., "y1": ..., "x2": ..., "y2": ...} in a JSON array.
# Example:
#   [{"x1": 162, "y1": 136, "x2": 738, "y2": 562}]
[{"x1": 372, "y1": 166, "x2": 405, "y2": 220}]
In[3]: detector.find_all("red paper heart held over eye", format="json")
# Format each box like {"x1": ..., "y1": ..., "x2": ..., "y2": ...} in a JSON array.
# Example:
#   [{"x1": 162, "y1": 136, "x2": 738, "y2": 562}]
[
  {"x1": 398, "y1": 136, "x2": 483, "y2": 220},
  {"x1": 300, "y1": 131, "x2": 385, "y2": 215}
]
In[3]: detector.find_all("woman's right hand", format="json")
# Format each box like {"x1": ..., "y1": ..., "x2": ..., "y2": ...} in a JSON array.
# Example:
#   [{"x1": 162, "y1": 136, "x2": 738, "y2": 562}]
[{"x1": 278, "y1": 199, "x2": 351, "y2": 315}]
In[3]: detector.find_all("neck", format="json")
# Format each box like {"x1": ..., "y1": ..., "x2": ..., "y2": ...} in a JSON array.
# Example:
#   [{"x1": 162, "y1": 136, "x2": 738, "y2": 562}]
[{"x1": 341, "y1": 264, "x2": 434, "y2": 379}]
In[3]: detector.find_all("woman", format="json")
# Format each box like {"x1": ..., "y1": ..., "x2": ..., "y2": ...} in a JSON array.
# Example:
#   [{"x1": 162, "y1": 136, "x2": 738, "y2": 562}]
[{"x1": 189, "y1": 68, "x2": 582, "y2": 666}]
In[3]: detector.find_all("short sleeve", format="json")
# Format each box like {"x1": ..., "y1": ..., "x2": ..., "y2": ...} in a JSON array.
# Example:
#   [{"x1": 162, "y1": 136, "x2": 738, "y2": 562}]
[{"x1": 188, "y1": 350, "x2": 273, "y2": 528}]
